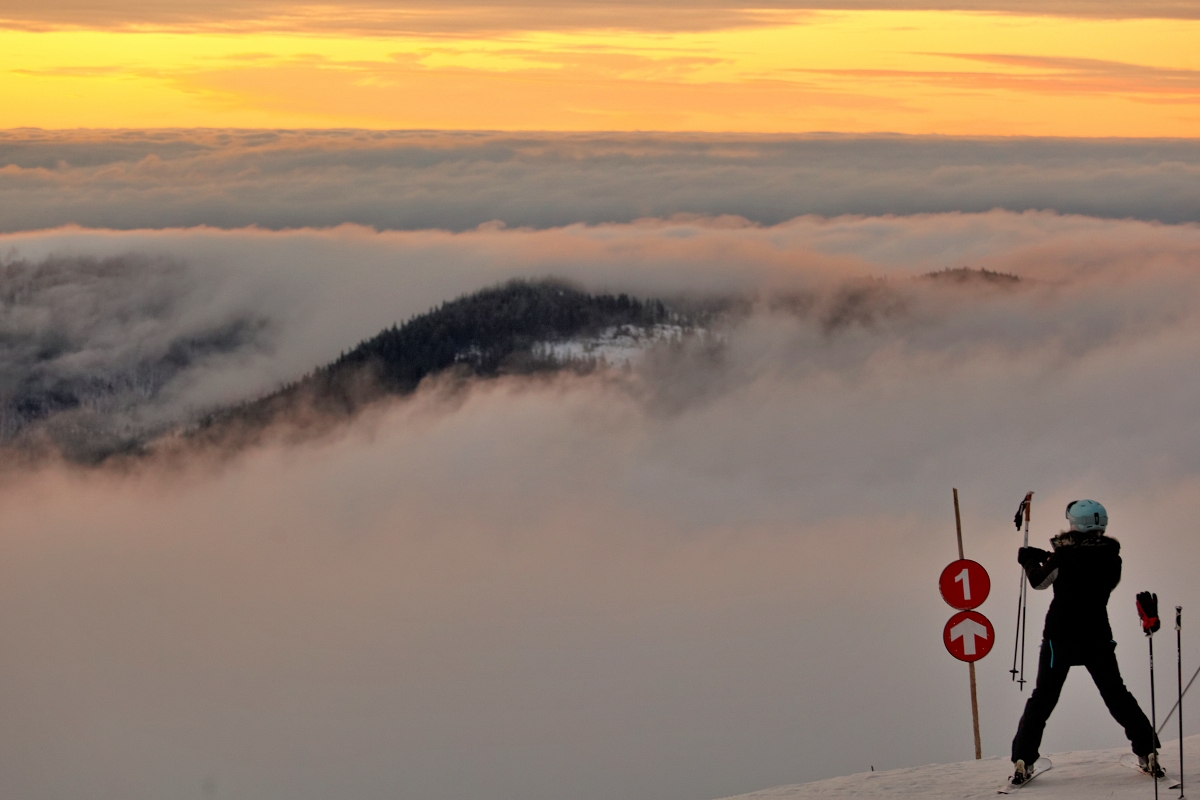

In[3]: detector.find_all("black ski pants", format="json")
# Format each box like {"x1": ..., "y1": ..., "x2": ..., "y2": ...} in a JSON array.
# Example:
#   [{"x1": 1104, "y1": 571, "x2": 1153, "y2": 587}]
[{"x1": 1012, "y1": 637, "x2": 1157, "y2": 764}]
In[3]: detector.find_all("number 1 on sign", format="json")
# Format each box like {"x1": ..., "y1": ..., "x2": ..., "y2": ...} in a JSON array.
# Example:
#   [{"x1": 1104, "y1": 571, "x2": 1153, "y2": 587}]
[
  {"x1": 955, "y1": 567, "x2": 971, "y2": 601},
  {"x1": 938, "y1": 559, "x2": 988, "y2": 611}
]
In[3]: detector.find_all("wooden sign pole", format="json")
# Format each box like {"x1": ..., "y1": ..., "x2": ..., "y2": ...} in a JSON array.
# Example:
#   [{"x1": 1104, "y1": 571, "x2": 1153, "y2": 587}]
[{"x1": 954, "y1": 487, "x2": 983, "y2": 760}]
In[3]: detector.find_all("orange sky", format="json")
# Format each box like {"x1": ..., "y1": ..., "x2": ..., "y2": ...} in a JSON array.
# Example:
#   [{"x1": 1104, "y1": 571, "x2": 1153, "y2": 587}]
[{"x1": 2, "y1": 5, "x2": 1199, "y2": 135}]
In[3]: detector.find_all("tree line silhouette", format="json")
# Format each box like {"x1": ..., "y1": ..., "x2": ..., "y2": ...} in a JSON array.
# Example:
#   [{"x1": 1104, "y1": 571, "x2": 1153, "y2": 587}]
[{"x1": 198, "y1": 279, "x2": 673, "y2": 432}]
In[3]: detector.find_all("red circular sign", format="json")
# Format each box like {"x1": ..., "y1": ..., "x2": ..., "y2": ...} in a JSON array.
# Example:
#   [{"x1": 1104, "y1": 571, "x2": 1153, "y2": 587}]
[
  {"x1": 943, "y1": 610, "x2": 995, "y2": 662},
  {"x1": 939, "y1": 559, "x2": 990, "y2": 610}
]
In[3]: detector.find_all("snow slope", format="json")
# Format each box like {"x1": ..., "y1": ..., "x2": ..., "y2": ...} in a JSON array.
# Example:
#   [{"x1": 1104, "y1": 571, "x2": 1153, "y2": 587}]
[{"x1": 717, "y1": 736, "x2": 1200, "y2": 800}]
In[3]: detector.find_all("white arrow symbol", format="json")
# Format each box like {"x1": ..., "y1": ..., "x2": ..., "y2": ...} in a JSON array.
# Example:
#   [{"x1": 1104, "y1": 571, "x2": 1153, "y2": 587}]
[{"x1": 950, "y1": 618, "x2": 990, "y2": 655}]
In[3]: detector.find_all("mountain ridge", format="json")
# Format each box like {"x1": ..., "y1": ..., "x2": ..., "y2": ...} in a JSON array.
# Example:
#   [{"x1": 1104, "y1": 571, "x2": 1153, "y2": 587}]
[{"x1": 186, "y1": 279, "x2": 690, "y2": 448}]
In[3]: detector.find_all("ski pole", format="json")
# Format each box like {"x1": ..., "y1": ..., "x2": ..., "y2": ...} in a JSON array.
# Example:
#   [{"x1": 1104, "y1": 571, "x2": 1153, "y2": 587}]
[
  {"x1": 1151, "y1": 631, "x2": 1159, "y2": 800},
  {"x1": 1176, "y1": 606, "x2": 1183, "y2": 800},
  {"x1": 1011, "y1": 494, "x2": 1026, "y2": 685},
  {"x1": 1020, "y1": 583, "x2": 1028, "y2": 691},
  {"x1": 1140, "y1": 592, "x2": 1163, "y2": 799},
  {"x1": 1011, "y1": 571, "x2": 1023, "y2": 685},
  {"x1": 1157, "y1": 661, "x2": 1199, "y2": 735},
  {"x1": 1010, "y1": 493, "x2": 1032, "y2": 690},
  {"x1": 1020, "y1": 494, "x2": 1031, "y2": 691}
]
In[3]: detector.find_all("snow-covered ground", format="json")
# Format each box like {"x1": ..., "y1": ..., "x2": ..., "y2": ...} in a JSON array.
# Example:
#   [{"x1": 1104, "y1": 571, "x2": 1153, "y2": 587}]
[
  {"x1": 533, "y1": 324, "x2": 696, "y2": 367},
  {"x1": 716, "y1": 736, "x2": 1200, "y2": 800}
]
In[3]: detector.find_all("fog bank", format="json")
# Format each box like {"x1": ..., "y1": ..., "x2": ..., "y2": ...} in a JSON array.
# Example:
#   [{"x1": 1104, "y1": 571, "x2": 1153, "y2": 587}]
[
  {"x1": 3, "y1": 131, "x2": 1200, "y2": 233},
  {"x1": 4, "y1": 212, "x2": 1200, "y2": 450},
  {"x1": 3, "y1": 212, "x2": 1200, "y2": 799}
]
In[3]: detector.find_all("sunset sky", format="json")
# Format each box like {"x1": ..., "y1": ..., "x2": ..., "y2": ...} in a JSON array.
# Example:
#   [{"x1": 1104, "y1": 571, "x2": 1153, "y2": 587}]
[
  {"x1": 4, "y1": 5, "x2": 1200, "y2": 800},
  {"x1": 3, "y1": 1, "x2": 1199, "y2": 134}
]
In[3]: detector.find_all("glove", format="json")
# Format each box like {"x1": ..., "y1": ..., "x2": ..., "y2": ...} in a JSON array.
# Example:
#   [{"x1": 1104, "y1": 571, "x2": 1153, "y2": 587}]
[
  {"x1": 1136, "y1": 591, "x2": 1161, "y2": 635},
  {"x1": 1017, "y1": 547, "x2": 1049, "y2": 567}
]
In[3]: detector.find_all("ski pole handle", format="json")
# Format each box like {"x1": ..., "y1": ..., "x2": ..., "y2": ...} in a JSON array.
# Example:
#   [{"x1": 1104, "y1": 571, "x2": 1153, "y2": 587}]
[
  {"x1": 1013, "y1": 492, "x2": 1033, "y2": 531},
  {"x1": 1022, "y1": 492, "x2": 1032, "y2": 547}
]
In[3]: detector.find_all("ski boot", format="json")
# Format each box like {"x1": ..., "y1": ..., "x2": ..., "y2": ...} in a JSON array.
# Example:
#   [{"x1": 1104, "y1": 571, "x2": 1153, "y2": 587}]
[
  {"x1": 1010, "y1": 760, "x2": 1031, "y2": 787},
  {"x1": 1138, "y1": 752, "x2": 1166, "y2": 778}
]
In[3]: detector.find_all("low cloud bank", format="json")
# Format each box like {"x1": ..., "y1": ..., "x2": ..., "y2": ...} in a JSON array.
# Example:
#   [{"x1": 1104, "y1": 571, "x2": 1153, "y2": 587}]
[
  {"x1": 3, "y1": 212, "x2": 1199, "y2": 454},
  {"x1": 2, "y1": 212, "x2": 1200, "y2": 799},
  {"x1": 3, "y1": 131, "x2": 1200, "y2": 233}
]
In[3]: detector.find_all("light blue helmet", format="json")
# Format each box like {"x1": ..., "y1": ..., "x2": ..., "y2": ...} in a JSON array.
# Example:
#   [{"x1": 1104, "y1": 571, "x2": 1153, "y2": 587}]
[{"x1": 1066, "y1": 499, "x2": 1107, "y2": 533}]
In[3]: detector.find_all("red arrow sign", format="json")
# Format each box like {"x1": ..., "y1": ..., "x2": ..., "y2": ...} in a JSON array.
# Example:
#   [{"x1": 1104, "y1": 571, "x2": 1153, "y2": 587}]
[
  {"x1": 939, "y1": 559, "x2": 990, "y2": 610},
  {"x1": 943, "y1": 610, "x2": 994, "y2": 662}
]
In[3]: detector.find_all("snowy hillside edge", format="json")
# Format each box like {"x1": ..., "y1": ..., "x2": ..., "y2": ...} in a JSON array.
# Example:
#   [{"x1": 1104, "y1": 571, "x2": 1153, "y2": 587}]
[{"x1": 716, "y1": 735, "x2": 1200, "y2": 799}]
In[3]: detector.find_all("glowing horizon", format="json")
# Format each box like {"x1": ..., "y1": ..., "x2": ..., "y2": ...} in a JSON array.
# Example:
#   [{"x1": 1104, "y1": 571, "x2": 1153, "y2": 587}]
[{"x1": 2, "y1": 9, "x2": 1199, "y2": 135}]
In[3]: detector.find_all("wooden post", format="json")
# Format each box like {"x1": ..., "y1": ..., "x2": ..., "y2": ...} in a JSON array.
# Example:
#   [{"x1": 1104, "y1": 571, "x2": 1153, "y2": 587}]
[
  {"x1": 954, "y1": 487, "x2": 983, "y2": 760},
  {"x1": 953, "y1": 488, "x2": 965, "y2": 560},
  {"x1": 969, "y1": 663, "x2": 982, "y2": 760}
]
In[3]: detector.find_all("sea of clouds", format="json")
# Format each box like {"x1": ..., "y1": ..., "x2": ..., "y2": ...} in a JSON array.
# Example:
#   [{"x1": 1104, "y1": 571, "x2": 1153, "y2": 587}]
[
  {"x1": 4, "y1": 211, "x2": 1200, "y2": 449},
  {"x1": 4, "y1": 213, "x2": 1200, "y2": 799},
  {"x1": 3, "y1": 131, "x2": 1200, "y2": 800},
  {"x1": 3, "y1": 130, "x2": 1200, "y2": 233}
]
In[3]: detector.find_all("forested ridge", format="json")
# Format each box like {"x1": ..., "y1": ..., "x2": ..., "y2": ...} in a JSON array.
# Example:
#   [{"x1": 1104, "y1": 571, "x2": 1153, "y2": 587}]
[
  {"x1": 1, "y1": 270, "x2": 1015, "y2": 460},
  {"x1": 196, "y1": 280, "x2": 673, "y2": 433},
  {"x1": 332, "y1": 279, "x2": 668, "y2": 390}
]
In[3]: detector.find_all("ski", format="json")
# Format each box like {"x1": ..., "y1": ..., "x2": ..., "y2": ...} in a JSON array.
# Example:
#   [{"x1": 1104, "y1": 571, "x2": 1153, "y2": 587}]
[
  {"x1": 998, "y1": 758, "x2": 1052, "y2": 793},
  {"x1": 1118, "y1": 753, "x2": 1182, "y2": 789}
]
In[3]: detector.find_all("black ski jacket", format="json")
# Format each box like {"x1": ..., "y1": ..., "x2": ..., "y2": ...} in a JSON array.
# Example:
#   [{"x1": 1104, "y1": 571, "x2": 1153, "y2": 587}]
[{"x1": 1021, "y1": 531, "x2": 1121, "y2": 650}]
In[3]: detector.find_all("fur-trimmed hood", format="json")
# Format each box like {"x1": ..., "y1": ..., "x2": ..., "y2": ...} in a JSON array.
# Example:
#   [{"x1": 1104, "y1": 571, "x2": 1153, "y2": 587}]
[{"x1": 1050, "y1": 531, "x2": 1120, "y2": 551}]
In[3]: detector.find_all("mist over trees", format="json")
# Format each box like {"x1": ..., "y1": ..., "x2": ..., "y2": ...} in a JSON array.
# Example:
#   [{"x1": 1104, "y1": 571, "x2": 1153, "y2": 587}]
[
  {"x1": 200, "y1": 280, "x2": 675, "y2": 430},
  {"x1": 1, "y1": 268, "x2": 1015, "y2": 462}
]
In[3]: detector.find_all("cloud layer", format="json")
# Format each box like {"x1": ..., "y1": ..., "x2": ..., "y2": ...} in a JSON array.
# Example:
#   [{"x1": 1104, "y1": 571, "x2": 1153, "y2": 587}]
[
  {"x1": 4, "y1": 0, "x2": 1199, "y2": 34},
  {"x1": 4, "y1": 211, "x2": 1200, "y2": 799},
  {"x1": 4, "y1": 211, "x2": 1200, "y2": 449},
  {"x1": 3, "y1": 131, "x2": 1200, "y2": 234}
]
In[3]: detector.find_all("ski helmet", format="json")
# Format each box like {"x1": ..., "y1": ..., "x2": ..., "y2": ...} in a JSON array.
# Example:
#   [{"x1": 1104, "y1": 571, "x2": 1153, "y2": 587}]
[{"x1": 1065, "y1": 499, "x2": 1107, "y2": 533}]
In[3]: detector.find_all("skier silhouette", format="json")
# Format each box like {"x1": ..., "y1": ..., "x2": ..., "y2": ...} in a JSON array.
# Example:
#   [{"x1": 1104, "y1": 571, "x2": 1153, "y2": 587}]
[{"x1": 1009, "y1": 499, "x2": 1161, "y2": 787}]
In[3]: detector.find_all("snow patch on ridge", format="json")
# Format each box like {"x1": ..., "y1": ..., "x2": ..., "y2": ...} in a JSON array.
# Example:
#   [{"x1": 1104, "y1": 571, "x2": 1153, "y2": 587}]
[
  {"x1": 714, "y1": 736, "x2": 1200, "y2": 800},
  {"x1": 533, "y1": 324, "x2": 699, "y2": 367}
]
